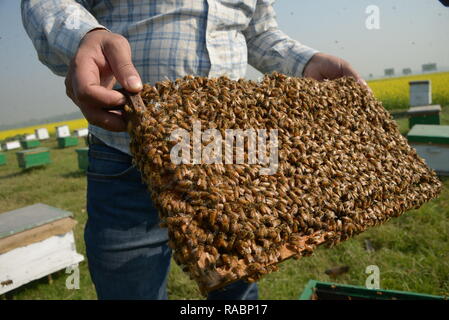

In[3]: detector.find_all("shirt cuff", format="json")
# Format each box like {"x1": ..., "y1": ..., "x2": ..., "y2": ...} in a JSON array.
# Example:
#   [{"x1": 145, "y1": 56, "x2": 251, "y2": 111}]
[{"x1": 292, "y1": 46, "x2": 320, "y2": 78}]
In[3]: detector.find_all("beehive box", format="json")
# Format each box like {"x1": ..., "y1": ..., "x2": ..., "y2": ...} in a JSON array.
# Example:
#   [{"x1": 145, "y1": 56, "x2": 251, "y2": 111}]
[
  {"x1": 2, "y1": 140, "x2": 21, "y2": 151},
  {"x1": 16, "y1": 147, "x2": 51, "y2": 169},
  {"x1": 0, "y1": 204, "x2": 84, "y2": 295},
  {"x1": 75, "y1": 147, "x2": 88, "y2": 171},
  {"x1": 407, "y1": 124, "x2": 449, "y2": 176},
  {"x1": 57, "y1": 136, "x2": 79, "y2": 148},
  {"x1": 299, "y1": 280, "x2": 446, "y2": 300},
  {"x1": 24, "y1": 134, "x2": 37, "y2": 141},
  {"x1": 74, "y1": 128, "x2": 89, "y2": 137},
  {"x1": 407, "y1": 105, "x2": 441, "y2": 128},
  {"x1": 124, "y1": 73, "x2": 442, "y2": 293},
  {"x1": 20, "y1": 139, "x2": 41, "y2": 149},
  {"x1": 35, "y1": 128, "x2": 50, "y2": 140},
  {"x1": 409, "y1": 80, "x2": 431, "y2": 107},
  {"x1": 0, "y1": 153, "x2": 6, "y2": 166},
  {"x1": 55, "y1": 125, "x2": 70, "y2": 138}
]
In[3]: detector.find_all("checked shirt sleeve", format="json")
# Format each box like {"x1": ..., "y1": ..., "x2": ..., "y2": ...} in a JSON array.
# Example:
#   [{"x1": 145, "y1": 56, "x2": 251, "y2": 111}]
[
  {"x1": 243, "y1": 0, "x2": 319, "y2": 77},
  {"x1": 21, "y1": 0, "x2": 106, "y2": 76}
]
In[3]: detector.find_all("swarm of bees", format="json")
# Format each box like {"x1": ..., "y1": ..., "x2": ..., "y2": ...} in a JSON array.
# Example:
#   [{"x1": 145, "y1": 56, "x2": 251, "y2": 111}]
[{"x1": 125, "y1": 73, "x2": 442, "y2": 294}]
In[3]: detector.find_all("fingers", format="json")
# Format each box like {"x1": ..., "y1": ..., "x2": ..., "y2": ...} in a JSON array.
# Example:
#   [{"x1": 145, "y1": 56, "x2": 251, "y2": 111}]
[
  {"x1": 65, "y1": 30, "x2": 141, "y2": 132},
  {"x1": 340, "y1": 61, "x2": 362, "y2": 81},
  {"x1": 102, "y1": 35, "x2": 143, "y2": 92},
  {"x1": 71, "y1": 54, "x2": 126, "y2": 106},
  {"x1": 66, "y1": 56, "x2": 127, "y2": 131},
  {"x1": 340, "y1": 61, "x2": 372, "y2": 93}
]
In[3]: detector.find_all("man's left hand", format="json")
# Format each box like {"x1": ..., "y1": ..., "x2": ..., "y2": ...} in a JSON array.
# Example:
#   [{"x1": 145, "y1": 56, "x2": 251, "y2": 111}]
[{"x1": 303, "y1": 52, "x2": 369, "y2": 90}]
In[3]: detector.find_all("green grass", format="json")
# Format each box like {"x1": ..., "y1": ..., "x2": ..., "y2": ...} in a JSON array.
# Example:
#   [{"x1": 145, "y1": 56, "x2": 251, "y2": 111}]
[{"x1": 1, "y1": 109, "x2": 449, "y2": 300}]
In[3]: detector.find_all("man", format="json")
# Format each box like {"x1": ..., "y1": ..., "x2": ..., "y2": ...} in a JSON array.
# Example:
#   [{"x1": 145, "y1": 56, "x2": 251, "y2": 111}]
[{"x1": 22, "y1": 0, "x2": 365, "y2": 300}]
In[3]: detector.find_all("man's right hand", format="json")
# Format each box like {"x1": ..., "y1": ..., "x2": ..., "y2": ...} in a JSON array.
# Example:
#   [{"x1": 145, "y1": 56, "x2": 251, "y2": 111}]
[{"x1": 65, "y1": 29, "x2": 143, "y2": 132}]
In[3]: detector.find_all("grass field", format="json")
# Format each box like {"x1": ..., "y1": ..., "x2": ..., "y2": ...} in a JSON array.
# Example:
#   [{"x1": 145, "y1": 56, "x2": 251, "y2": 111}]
[
  {"x1": 1, "y1": 107, "x2": 448, "y2": 300},
  {"x1": 368, "y1": 71, "x2": 449, "y2": 110}
]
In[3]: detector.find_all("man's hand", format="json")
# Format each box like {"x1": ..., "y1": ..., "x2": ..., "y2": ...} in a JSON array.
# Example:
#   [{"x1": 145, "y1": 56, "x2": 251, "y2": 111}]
[
  {"x1": 303, "y1": 53, "x2": 369, "y2": 89},
  {"x1": 65, "y1": 29, "x2": 143, "y2": 132}
]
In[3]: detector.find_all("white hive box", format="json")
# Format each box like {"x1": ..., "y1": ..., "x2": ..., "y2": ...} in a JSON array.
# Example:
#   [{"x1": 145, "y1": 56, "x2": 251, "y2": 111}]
[
  {"x1": 24, "y1": 133, "x2": 37, "y2": 141},
  {"x1": 407, "y1": 125, "x2": 449, "y2": 176},
  {"x1": 0, "y1": 204, "x2": 84, "y2": 295},
  {"x1": 2, "y1": 140, "x2": 21, "y2": 151},
  {"x1": 74, "y1": 128, "x2": 88, "y2": 137},
  {"x1": 55, "y1": 125, "x2": 71, "y2": 138},
  {"x1": 35, "y1": 128, "x2": 50, "y2": 140},
  {"x1": 409, "y1": 80, "x2": 431, "y2": 107}
]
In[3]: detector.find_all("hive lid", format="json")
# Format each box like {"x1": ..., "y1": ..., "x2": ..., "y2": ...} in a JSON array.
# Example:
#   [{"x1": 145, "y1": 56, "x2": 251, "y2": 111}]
[
  {"x1": 0, "y1": 203, "x2": 72, "y2": 239},
  {"x1": 15, "y1": 147, "x2": 49, "y2": 155},
  {"x1": 407, "y1": 105, "x2": 441, "y2": 115},
  {"x1": 407, "y1": 125, "x2": 449, "y2": 144},
  {"x1": 409, "y1": 80, "x2": 430, "y2": 85}
]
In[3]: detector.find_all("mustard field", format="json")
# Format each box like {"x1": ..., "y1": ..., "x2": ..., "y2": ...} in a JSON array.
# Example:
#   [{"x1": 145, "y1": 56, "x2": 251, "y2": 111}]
[
  {"x1": 368, "y1": 71, "x2": 449, "y2": 110},
  {"x1": 0, "y1": 118, "x2": 88, "y2": 141}
]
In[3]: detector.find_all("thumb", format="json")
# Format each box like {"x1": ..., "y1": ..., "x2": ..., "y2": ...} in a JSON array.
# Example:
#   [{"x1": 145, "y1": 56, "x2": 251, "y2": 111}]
[{"x1": 103, "y1": 35, "x2": 143, "y2": 92}]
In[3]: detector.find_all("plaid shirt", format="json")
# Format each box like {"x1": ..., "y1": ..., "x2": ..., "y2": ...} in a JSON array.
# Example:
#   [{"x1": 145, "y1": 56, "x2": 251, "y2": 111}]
[{"x1": 22, "y1": 0, "x2": 318, "y2": 155}]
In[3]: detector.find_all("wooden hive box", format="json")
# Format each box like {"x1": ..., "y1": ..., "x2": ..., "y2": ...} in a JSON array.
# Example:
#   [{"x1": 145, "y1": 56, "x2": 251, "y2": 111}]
[
  {"x1": 409, "y1": 80, "x2": 431, "y2": 107},
  {"x1": 57, "y1": 136, "x2": 79, "y2": 148},
  {"x1": 75, "y1": 147, "x2": 89, "y2": 171},
  {"x1": 0, "y1": 153, "x2": 6, "y2": 166},
  {"x1": 74, "y1": 128, "x2": 89, "y2": 137},
  {"x1": 20, "y1": 139, "x2": 41, "y2": 149},
  {"x1": 2, "y1": 140, "x2": 21, "y2": 151},
  {"x1": 407, "y1": 124, "x2": 449, "y2": 176},
  {"x1": 299, "y1": 280, "x2": 446, "y2": 300},
  {"x1": 407, "y1": 105, "x2": 441, "y2": 128},
  {"x1": 35, "y1": 128, "x2": 50, "y2": 140},
  {"x1": 0, "y1": 204, "x2": 84, "y2": 295},
  {"x1": 16, "y1": 147, "x2": 51, "y2": 169},
  {"x1": 24, "y1": 134, "x2": 37, "y2": 141},
  {"x1": 55, "y1": 125, "x2": 70, "y2": 138}
]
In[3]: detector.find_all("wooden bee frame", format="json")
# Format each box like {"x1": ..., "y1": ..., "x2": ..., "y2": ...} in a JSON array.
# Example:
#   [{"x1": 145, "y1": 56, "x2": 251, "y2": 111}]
[{"x1": 123, "y1": 73, "x2": 442, "y2": 294}]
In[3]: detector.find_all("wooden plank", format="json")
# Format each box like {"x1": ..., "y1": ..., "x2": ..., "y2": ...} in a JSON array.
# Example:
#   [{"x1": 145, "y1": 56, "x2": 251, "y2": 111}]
[
  {"x1": 15, "y1": 147, "x2": 49, "y2": 155},
  {"x1": 0, "y1": 231, "x2": 84, "y2": 295},
  {"x1": 0, "y1": 217, "x2": 77, "y2": 254},
  {"x1": 192, "y1": 230, "x2": 331, "y2": 293},
  {"x1": 0, "y1": 203, "x2": 72, "y2": 239}
]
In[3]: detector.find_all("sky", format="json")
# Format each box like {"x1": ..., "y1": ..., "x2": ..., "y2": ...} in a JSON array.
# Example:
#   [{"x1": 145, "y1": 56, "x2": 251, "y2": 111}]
[{"x1": 0, "y1": 0, "x2": 448, "y2": 126}]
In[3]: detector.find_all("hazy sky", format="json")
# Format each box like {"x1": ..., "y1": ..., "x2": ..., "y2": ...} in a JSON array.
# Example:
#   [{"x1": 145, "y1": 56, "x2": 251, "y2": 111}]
[{"x1": 0, "y1": 0, "x2": 448, "y2": 126}]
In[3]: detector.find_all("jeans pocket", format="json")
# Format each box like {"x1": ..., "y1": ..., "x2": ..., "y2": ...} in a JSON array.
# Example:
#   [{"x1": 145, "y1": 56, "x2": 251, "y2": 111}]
[{"x1": 87, "y1": 143, "x2": 135, "y2": 181}]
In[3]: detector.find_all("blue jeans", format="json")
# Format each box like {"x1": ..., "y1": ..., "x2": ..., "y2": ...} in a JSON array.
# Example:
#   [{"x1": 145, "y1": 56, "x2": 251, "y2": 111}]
[{"x1": 84, "y1": 139, "x2": 258, "y2": 300}]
